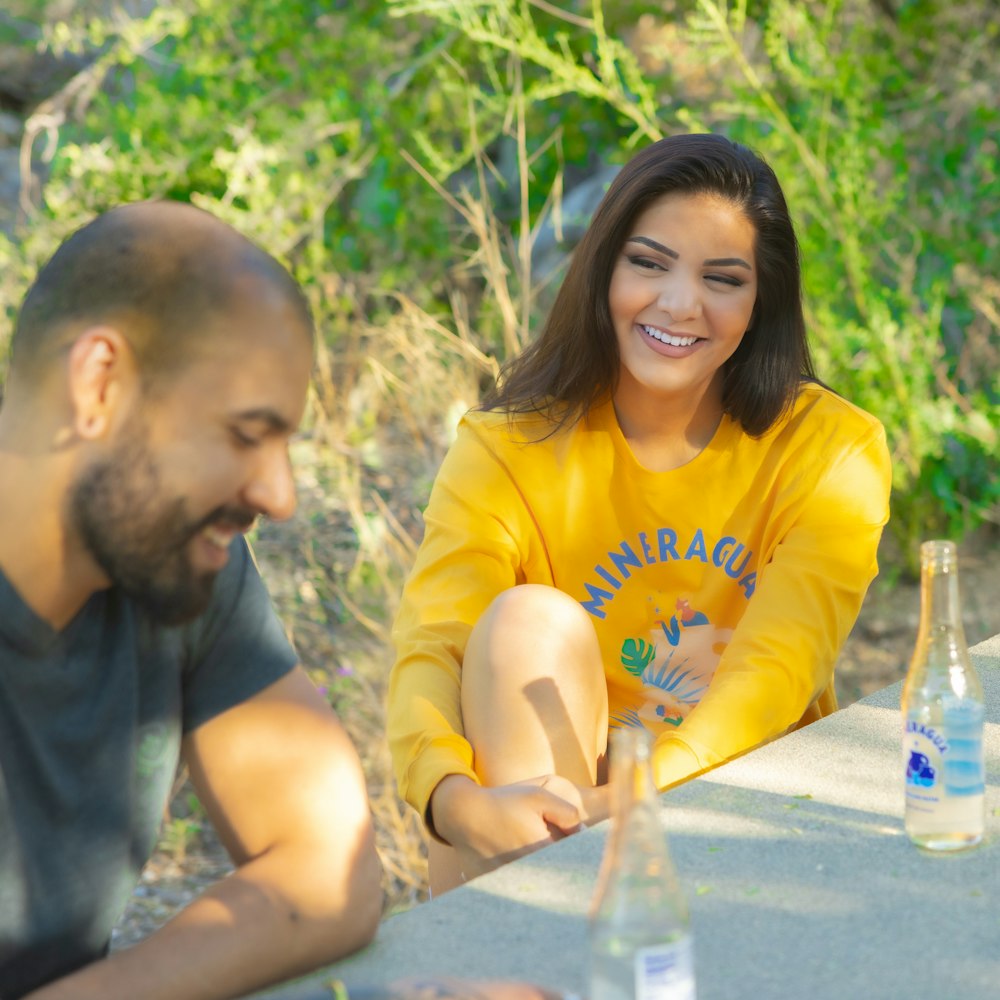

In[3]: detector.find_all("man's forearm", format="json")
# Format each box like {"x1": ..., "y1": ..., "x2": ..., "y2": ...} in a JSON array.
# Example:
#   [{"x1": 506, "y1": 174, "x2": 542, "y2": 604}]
[
  {"x1": 24, "y1": 840, "x2": 383, "y2": 1000},
  {"x1": 342, "y1": 979, "x2": 571, "y2": 1000}
]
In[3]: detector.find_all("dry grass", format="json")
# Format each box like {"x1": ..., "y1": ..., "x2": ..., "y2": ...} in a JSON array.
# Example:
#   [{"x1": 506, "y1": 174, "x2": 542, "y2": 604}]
[
  {"x1": 249, "y1": 286, "x2": 504, "y2": 913},
  {"x1": 244, "y1": 123, "x2": 552, "y2": 911}
]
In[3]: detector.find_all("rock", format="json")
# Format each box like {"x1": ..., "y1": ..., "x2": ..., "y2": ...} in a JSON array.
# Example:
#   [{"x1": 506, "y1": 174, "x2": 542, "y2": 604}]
[
  {"x1": 0, "y1": 148, "x2": 23, "y2": 233},
  {"x1": 0, "y1": 14, "x2": 91, "y2": 110},
  {"x1": 530, "y1": 163, "x2": 621, "y2": 284},
  {"x1": 0, "y1": 110, "x2": 22, "y2": 144}
]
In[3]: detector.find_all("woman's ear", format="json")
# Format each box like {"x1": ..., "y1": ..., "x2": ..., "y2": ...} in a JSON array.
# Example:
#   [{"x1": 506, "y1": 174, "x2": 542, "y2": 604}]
[{"x1": 66, "y1": 326, "x2": 138, "y2": 440}]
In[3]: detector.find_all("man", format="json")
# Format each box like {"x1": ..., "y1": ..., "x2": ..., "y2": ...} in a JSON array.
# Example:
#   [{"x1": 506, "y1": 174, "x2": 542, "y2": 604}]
[{"x1": 0, "y1": 202, "x2": 382, "y2": 999}]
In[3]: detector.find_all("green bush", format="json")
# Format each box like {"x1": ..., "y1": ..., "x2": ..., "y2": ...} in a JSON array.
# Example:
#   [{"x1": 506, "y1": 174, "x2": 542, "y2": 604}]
[
  {"x1": 391, "y1": 0, "x2": 1000, "y2": 570},
  {"x1": 0, "y1": 0, "x2": 996, "y2": 573}
]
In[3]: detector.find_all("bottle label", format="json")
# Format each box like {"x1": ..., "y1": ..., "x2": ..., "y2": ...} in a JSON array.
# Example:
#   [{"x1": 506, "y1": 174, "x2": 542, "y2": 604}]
[
  {"x1": 634, "y1": 938, "x2": 696, "y2": 1000},
  {"x1": 904, "y1": 701, "x2": 985, "y2": 807}
]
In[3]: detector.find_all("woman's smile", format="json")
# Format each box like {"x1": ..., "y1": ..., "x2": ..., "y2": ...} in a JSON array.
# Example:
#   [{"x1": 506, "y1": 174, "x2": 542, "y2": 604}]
[{"x1": 639, "y1": 323, "x2": 704, "y2": 351}]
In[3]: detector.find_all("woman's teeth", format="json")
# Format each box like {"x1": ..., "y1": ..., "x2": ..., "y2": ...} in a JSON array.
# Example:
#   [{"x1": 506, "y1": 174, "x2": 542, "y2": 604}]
[{"x1": 642, "y1": 325, "x2": 698, "y2": 347}]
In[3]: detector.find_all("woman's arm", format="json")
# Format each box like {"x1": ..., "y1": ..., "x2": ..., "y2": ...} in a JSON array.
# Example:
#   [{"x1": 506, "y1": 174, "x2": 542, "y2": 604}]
[
  {"x1": 653, "y1": 422, "x2": 892, "y2": 789},
  {"x1": 388, "y1": 418, "x2": 543, "y2": 822}
]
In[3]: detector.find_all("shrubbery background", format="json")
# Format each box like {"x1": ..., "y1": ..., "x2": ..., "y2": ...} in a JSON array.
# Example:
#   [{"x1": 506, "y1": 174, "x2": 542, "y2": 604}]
[{"x1": 1, "y1": 0, "x2": 997, "y2": 909}]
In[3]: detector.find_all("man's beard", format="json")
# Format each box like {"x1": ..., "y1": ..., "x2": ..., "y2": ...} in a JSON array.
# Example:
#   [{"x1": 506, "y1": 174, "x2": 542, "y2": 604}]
[{"x1": 69, "y1": 428, "x2": 256, "y2": 626}]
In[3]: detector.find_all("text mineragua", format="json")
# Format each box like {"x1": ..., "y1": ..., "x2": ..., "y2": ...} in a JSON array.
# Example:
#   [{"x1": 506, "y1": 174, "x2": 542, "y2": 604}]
[{"x1": 580, "y1": 528, "x2": 756, "y2": 619}]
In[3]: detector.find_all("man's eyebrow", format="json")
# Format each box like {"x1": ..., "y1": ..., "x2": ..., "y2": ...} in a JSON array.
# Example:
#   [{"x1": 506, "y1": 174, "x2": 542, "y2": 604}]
[
  {"x1": 230, "y1": 409, "x2": 294, "y2": 434},
  {"x1": 626, "y1": 237, "x2": 753, "y2": 271}
]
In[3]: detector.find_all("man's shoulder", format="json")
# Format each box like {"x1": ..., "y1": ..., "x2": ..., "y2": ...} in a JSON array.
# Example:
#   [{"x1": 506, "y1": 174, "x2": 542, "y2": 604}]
[{"x1": 172, "y1": 536, "x2": 297, "y2": 732}]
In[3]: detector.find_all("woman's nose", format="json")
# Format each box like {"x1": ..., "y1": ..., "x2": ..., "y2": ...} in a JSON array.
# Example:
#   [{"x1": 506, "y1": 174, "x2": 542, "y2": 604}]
[{"x1": 656, "y1": 275, "x2": 701, "y2": 321}]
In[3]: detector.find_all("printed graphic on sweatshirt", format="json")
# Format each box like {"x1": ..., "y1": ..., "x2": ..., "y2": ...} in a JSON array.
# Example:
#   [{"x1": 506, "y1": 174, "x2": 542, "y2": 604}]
[
  {"x1": 612, "y1": 597, "x2": 733, "y2": 729},
  {"x1": 575, "y1": 525, "x2": 756, "y2": 734},
  {"x1": 580, "y1": 527, "x2": 756, "y2": 620}
]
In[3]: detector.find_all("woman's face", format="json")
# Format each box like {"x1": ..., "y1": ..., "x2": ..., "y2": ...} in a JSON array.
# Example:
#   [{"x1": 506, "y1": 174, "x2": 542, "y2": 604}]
[{"x1": 608, "y1": 190, "x2": 758, "y2": 419}]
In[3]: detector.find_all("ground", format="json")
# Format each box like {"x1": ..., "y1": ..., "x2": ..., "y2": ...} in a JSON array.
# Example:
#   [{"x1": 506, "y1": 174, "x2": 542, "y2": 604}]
[
  {"x1": 111, "y1": 525, "x2": 1000, "y2": 948},
  {"x1": 835, "y1": 526, "x2": 1000, "y2": 704}
]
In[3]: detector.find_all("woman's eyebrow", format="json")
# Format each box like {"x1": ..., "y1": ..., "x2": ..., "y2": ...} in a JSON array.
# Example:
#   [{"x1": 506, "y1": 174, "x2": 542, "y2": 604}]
[
  {"x1": 627, "y1": 236, "x2": 678, "y2": 258},
  {"x1": 705, "y1": 256, "x2": 752, "y2": 270},
  {"x1": 625, "y1": 237, "x2": 752, "y2": 271}
]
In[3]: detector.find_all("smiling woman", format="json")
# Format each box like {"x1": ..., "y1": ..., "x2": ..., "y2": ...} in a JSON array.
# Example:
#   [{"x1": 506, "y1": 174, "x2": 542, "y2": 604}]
[
  {"x1": 386, "y1": 133, "x2": 892, "y2": 896},
  {"x1": 608, "y1": 191, "x2": 758, "y2": 470}
]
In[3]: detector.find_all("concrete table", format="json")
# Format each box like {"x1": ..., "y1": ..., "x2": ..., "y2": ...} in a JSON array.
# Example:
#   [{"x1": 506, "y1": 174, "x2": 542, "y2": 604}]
[{"x1": 255, "y1": 634, "x2": 1000, "y2": 1000}]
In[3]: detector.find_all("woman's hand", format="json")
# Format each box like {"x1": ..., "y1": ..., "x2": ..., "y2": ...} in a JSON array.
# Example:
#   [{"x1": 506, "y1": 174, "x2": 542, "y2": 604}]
[
  {"x1": 576, "y1": 781, "x2": 612, "y2": 827},
  {"x1": 429, "y1": 774, "x2": 595, "y2": 882}
]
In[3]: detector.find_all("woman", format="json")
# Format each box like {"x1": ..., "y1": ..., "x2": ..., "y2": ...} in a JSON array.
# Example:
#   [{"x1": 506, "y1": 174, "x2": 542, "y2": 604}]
[{"x1": 388, "y1": 133, "x2": 892, "y2": 894}]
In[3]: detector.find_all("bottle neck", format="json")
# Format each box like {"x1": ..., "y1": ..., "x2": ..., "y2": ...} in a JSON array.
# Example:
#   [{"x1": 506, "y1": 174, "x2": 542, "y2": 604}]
[
  {"x1": 609, "y1": 728, "x2": 658, "y2": 824},
  {"x1": 918, "y1": 541, "x2": 967, "y2": 642}
]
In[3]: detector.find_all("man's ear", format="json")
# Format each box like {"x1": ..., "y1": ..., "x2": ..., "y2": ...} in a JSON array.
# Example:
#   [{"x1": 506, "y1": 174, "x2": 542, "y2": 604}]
[{"x1": 66, "y1": 326, "x2": 138, "y2": 440}]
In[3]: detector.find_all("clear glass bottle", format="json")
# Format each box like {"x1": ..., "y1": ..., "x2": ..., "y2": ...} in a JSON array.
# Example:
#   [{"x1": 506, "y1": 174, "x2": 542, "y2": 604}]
[
  {"x1": 588, "y1": 727, "x2": 695, "y2": 1000},
  {"x1": 900, "y1": 539, "x2": 985, "y2": 851}
]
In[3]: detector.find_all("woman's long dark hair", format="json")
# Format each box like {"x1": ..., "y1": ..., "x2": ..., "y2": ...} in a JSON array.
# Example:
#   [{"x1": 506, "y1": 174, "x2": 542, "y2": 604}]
[{"x1": 481, "y1": 133, "x2": 817, "y2": 437}]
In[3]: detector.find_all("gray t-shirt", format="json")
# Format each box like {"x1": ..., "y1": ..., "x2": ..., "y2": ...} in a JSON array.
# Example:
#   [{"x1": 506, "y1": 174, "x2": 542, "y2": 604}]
[{"x1": 0, "y1": 538, "x2": 298, "y2": 998}]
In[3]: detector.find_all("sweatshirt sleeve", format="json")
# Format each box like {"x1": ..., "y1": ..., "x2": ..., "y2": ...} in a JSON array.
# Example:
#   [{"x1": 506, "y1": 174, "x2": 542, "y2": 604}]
[
  {"x1": 387, "y1": 417, "x2": 540, "y2": 821},
  {"x1": 652, "y1": 417, "x2": 893, "y2": 790}
]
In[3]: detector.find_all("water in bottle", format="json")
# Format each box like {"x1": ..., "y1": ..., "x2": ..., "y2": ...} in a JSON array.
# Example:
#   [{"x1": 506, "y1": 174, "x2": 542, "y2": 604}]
[
  {"x1": 900, "y1": 539, "x2": 985, "y2": 850},
  {"x1": 589, "y1": 727, "x2": 695, "y2": 1000}
]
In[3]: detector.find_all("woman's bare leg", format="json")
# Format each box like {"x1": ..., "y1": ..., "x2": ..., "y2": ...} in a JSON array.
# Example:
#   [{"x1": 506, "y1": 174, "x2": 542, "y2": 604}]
[{"x1": 427, "y1": 584, "x2": 608, "y2": 895}]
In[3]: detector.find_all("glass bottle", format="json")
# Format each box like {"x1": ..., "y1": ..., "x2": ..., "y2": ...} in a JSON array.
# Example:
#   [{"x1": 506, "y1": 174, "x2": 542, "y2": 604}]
[
  {"x1": 900, "y1": 539, "x2": 985, "y2": 850},
  {"x1": 588, "y1": 727, "x2": 695, "y2": 1000}
]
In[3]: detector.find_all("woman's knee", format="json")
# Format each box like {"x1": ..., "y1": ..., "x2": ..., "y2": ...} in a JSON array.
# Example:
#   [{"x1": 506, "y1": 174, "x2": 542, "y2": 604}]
[
  {"x1": 461, "y1": 585, "x2": 608, "y2": 784},
  {"x1": 469, "y1": 584, "x2": 601, "y2": 670}
]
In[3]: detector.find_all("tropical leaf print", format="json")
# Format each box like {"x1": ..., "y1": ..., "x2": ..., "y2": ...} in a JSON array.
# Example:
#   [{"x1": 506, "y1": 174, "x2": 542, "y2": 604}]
[
  {"x1": 620, "y1": 637, "x2": 656, "y2": 677},
  {"x1": 642, "y1": 653, "x2": 709, "y2": 705},
  {"x1": 609, "y1": 708, "x2": 645, "y2": 729}
]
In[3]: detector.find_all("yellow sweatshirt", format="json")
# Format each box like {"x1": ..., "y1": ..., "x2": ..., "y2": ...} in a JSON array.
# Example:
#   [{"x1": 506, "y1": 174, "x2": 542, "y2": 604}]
[{"x1": 389, "y1": 384, "x2": 891, "y2": 817}]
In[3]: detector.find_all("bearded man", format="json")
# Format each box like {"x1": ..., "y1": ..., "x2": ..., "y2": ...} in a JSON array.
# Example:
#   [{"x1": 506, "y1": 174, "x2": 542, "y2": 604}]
[{"x1": 0, "y1": 202, "x2": 382, "y2": 999}]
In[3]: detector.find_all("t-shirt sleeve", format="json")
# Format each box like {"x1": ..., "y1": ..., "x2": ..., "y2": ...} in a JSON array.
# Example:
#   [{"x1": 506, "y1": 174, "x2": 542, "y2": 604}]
[
  {"x1": 180, "y1": 537, "x2": 298, "y2": 733},
  {"x1": 653, "y1": 415, "x2": 893, "y2": 789}
]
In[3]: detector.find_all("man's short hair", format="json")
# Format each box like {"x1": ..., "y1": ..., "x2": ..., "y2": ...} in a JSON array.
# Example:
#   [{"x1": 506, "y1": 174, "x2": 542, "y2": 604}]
[{"x1": 8, "y1": 201, "x2": 314, "y2": 390}]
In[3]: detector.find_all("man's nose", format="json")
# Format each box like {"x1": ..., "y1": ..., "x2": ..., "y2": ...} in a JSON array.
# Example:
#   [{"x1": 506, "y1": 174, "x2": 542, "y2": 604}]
[{"x1": 243, "y1": 446, "x2": 297, "y2": 522}]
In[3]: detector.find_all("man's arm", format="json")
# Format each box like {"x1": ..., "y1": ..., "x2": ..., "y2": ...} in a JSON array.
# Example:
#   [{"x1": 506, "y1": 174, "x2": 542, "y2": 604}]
[
  {"x1": 335, "y1": 978, "x2": 572, "y2": 999},
  {"x1": 26, "y1": 667, "x2": 383, "y2": 1000}
]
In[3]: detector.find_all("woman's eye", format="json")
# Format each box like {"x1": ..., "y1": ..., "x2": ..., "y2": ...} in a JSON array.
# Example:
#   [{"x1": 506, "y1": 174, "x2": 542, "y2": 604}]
[
  {"x1": 707, "y1": 274, "x2": 743, "y2": 287},
  {"x1": 627, "y1": 255, "x2": 664, "y2": 271}
]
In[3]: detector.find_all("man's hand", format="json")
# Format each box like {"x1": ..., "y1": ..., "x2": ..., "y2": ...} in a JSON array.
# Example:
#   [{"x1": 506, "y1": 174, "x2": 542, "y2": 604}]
[{"x1": 430, "y1": 774, "x2": 601, "y2": 883}]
